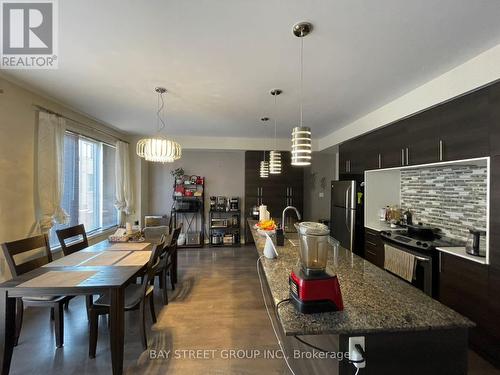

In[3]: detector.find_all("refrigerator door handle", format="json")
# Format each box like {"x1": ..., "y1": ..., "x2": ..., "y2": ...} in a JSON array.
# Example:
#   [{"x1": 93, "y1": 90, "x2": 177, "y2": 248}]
[{"x1": 345, "y1": 186, "x2": 351, "y2": 232}]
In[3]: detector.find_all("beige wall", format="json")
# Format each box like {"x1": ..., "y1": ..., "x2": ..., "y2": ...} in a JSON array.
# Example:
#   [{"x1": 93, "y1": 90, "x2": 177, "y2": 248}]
[
  {"x1": 302, "y1": 149, "x2": 338, "y2": 222},
  {"x1": 149, "y1": 150, "x2": 245, "y2": 239},
  {"x1": 0, "y1": 76, "x2": 132, "y2": 281}
]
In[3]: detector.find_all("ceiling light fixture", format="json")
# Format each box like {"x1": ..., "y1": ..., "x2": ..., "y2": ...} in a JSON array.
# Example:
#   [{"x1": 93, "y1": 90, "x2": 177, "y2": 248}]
[
  {"x1": 291, "y1": 22, "x2": 312, "y2": 167},
  {"x1": 260, "y1": 151, "x2": 269, "y2": 178},
  {"x1": 136, "y1": 87, "x2": 182, "y2": 163},
  {"x1": 259, "y1": 117, "x2": 270, "y2": 178},
  {"x1": 269, "y1": 89, "x2": 282, "y2": 174}
]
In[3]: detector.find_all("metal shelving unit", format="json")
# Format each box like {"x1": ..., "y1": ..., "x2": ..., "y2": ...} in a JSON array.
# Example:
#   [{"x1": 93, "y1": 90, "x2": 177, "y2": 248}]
[
  {"x1": 209, "y1": 210, "x2": 241, "y2": 247},
  {"x1": 171, "y1": 180, "x2": 205, "y2": 249}
]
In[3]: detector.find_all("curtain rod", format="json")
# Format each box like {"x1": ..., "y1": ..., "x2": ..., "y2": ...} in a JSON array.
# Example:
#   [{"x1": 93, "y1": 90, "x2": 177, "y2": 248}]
[{"x1": 32, "y1": 104, "x2": 129, "y2": 144}]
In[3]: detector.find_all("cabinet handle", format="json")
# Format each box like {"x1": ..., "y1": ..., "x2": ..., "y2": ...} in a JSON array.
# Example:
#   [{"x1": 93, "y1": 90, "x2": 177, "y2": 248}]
[
  {"x1": 290, "y1": 187, "x2": 293, "y2": 197},
  {"x1": 406, "y1": 147, "x2": 409, "y2": 165},
  {"x1": 401, "y1": 149, "x2": 405, "y2": 166},
  {"x1": 366, "y1": 240, "x2": 378, "y2": 247},
  {"x1": 439, "y1": 140, "x2": 443, "y2": 161},
  {"x1": 378, "y1": 153, "x2": 381, "y2": 169}
]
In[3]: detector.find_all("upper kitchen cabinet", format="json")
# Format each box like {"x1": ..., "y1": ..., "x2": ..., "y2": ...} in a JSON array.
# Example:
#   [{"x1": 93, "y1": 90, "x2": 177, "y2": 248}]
[
  {"x1": 377, "y1": 122, "x2": 407, "y2": 168},
  {"x1": 438, "y1": 88, "x2": 490, "y2": 161},
  {"x1": 401, "y1": 107, "x2": 441, "y2": 166},
  {"x1": 489, "y1": 81, "x2": 500, "y2": 156},
  {"x1": 339, "y1": 133, "x2": 379, "y2": 174}
]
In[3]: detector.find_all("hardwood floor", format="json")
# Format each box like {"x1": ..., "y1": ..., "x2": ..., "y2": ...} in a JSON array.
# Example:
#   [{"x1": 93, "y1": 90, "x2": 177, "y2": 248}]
[{"x1": 7, "y1": 246, "x2": 500, "y2": 374}]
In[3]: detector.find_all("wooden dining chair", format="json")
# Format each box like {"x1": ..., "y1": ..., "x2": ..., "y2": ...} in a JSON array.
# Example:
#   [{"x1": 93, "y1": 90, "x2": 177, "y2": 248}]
[
  {"x1": 88, "y1": 238, "x2": 165, "y2": 357},
  {"x1": 56, "y1": 224, "x2": 88, "y2": 256},
  {"x1": 152, "y1": 225, "x2": 182, "y2": 305},
  {"x1": 56, "y1": 224, "x2": 93, "y2": 314},
  {"x1": 1, "y1": 234, "x2": 71, "y2": 348}
]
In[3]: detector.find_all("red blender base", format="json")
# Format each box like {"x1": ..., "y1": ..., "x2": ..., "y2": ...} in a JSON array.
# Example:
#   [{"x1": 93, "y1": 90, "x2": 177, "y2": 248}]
[{"x1": 289, "y1": 268, "x2": 344, "y2": 314}]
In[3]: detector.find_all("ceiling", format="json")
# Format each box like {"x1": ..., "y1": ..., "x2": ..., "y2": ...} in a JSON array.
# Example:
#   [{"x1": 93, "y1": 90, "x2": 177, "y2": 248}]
[{"x1": 5, "y1": 0, "x2": 500, "y2": 139}]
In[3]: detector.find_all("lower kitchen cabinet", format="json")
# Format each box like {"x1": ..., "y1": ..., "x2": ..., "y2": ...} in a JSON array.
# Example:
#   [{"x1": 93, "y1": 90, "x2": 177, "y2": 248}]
[
  {"x1": 364, "y1": 228, "x2": 384, "y2": 268},
  {"x1": 438, "y1": 253, "x2": 491, "y2": 358}
]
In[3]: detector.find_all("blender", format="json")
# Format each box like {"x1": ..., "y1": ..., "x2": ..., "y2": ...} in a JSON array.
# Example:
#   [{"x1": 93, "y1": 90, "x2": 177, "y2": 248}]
[{"x1": 289, "y1": 222, "x2": 344, "y2": 314}]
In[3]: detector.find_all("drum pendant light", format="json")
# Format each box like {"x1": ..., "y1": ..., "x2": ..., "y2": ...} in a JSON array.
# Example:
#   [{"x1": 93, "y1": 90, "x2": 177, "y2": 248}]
[
  {"x1": 269, "y1": 89, "x2": 282, "y2": 174},
  {"x1": 260, "y1": 151, "x2": 269, "y2": 178},
  {"x1": 291, "y1": 22, "x2": 312, "y2": 166},
  {"x1": 136, "y1": 87, "x2": 182, "y2": 163}
]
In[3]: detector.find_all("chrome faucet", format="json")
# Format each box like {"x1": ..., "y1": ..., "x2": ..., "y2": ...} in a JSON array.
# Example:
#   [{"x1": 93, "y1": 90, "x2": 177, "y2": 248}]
[{"x1": 282, "y1": 206, "x2": 301, "y2": 232}]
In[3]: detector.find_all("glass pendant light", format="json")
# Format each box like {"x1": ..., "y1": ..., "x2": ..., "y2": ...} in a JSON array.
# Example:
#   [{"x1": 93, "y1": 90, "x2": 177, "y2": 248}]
[
  {"x1": 269, "y1": 89, "x2": 282, "y2": 174},
  {"x1": 136, "y1": 87, "x2": 182, "y2": 163},
  {"x1": 260, "y1": 151, "x2": 269, "y2": 178},
  {"x1": 291, "y1": 22, "x2": 312, "y2": 166}
]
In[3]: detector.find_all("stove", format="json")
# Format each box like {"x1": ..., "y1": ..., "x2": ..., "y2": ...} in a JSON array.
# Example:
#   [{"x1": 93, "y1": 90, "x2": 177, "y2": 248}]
[
  {"x1": 380, "y1": 225, "x2": 464, "y2": 253},
  {"x1": 379, "y1": 223, "x2": 465, "y2": 297}
]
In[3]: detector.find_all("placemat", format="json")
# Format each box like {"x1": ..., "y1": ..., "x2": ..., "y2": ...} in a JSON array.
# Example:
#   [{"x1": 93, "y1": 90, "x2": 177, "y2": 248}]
[
  {"x1": 80, "y1": 251, "x2": 131, "y2": 266},
  {"x1": 107, "y1": 242, "x2": 151, "y2": 251},
  {"x1": 17, "y1": 271, "x2": 97, "y2": 288},
  {"x1": 43, "y1": 252, "x2": 100, "y2": 267},
  {"x1": 115, "y1": 251, "x2": 152, "y2": 266}
]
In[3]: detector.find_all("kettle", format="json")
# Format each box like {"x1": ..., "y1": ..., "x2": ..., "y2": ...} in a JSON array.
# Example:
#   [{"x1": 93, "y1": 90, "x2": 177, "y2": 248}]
[{"x1": 465, "y1": 228, "x2": 486, "y2": 257}]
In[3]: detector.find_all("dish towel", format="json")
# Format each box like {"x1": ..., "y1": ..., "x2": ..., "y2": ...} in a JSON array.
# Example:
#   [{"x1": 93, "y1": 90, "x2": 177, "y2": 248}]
[{"x1": 384, "y1": 245, "x2": 416, "y2": 282}]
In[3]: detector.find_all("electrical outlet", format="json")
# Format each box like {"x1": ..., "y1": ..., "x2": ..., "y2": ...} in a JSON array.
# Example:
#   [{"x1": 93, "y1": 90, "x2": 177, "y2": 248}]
[
  {"x1": 319, "y1": 192, "x2": 324, "y2": 198},
  {"x1": 348, "y1": 336, "x2": 366, "y2": 368}
]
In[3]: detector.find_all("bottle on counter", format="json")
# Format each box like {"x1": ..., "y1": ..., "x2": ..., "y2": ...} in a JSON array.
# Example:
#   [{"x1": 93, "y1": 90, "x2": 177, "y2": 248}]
[{"x1": 403, "y1": 209, "x2": 413, "y2": 226}]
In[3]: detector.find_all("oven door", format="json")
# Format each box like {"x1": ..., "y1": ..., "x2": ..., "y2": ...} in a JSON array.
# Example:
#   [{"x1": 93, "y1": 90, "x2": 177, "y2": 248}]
[{"x1": 382, "y1": 240, "x2": 434, "y2": 296}]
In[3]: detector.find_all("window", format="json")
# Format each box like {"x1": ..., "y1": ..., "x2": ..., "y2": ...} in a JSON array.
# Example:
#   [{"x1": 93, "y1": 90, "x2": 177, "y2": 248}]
[{"x1": 50, "y1": 132, "x2": 118, "y2": 247}]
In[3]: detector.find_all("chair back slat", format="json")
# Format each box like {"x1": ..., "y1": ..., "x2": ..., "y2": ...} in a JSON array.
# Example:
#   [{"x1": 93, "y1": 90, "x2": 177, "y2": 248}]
[
  {"x1": 142, "y1": 236, "x2": 166, "y2": 293},
  {"x1": 1, "y1": 234, "x2": 52, "y2": 277},
  {"x1": 169, "y1": 225, "x2": 182, "y2": 247},
  {"x1": 56, "y1": 224, "x2": 88, "y2": 256}
]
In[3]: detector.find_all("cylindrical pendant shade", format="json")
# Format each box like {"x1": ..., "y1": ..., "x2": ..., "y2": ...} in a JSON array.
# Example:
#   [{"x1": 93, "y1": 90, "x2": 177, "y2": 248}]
[
  {"x1": 291, "y1": 126, "x2": 312, "y2": 166},
  {"x1": 136, "y1": 137, "x2": 182, "y2": 163},
  {"x1": 259, "y1": 160, "x2": 269, "y2": 178},
  {"x1": 269, "y1": 151, "x2": 282, "y2": 174}
]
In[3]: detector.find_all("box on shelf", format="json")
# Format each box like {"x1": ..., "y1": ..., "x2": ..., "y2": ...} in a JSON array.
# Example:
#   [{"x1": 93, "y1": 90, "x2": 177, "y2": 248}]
[{"x1": 186, "y1": 232, "x2": 201, "y2": 245}]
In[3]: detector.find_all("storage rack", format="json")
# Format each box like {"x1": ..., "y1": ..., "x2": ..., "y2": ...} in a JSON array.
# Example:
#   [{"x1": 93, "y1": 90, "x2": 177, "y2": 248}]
[
  {"x1": 209, "y1": 210, "x2": 241, "y2": 247},
  {"x1": 171, "y1": 179, "x2": 205, "y2": 249}
]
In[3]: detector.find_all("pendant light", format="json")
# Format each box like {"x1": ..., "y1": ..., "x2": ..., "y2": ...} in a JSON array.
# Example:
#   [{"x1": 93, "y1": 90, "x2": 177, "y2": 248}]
[
  {"x1": 291, "y1": 22, "x2": 312, "y2": 166},
  {"x1": 269, "y1": 89, "x2": 282, "y2": 174},
  {"x1": 260, "y1": 151, "x2": 269, "y2": 178},
  {"x1": 136, "y1": 87, "x2": 182, "y2": 163}
]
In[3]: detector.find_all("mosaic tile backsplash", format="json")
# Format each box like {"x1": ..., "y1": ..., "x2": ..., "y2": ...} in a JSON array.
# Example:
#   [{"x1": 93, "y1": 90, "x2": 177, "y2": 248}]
[{"x1": 400, "y1": 164, "x2": 487, "y2": 244}]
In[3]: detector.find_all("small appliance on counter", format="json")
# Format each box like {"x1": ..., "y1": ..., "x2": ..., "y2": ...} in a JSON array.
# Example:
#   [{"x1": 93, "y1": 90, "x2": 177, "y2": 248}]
[
  {"x1": 216, "y1": 196, "x2": 227, "y2": 212},
  {"x1": 210, "y1": 196, "x2": 217, "y2": 212},
  {"x1": 251, "y1": 205, "x2": 260, "y2": 219},
  {"x1": 465, "y1": 228, "x2": 487, "y2": 257},
  {"x1": 289, "y1": 222, "x2": 344, "y2": 314},
  {"x1": 229, "y1": 197, "x2": 240, "y2": 211}
]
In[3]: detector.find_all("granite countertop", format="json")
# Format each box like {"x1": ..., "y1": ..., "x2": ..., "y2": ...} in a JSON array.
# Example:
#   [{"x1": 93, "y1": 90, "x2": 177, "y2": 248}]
[{"x1": 248, "y1": 219, "x2": 474, "y2": 336}]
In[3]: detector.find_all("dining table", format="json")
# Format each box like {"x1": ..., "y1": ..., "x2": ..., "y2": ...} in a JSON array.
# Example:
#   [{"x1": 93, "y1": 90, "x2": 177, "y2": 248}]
[{"x1": 0, "y1": 234, "x2": 172, "y2": 375}]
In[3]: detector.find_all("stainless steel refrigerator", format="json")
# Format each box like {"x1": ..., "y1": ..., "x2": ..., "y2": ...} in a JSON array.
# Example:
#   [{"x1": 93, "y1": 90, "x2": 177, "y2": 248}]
[{"x1": 330, "y1": 180, "x2": 358, "y2": 251}]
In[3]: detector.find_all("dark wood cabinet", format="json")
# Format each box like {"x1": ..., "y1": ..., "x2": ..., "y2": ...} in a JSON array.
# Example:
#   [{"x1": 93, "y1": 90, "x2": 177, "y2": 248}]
[
  {"x1": 244, "y1": 151, "x2": 304, "y2": 242},
  {"x1": 438, "y1": 88, "x2": 490, "y2": 161},
  {"x1": 364, "y1": 228, "x2": 384, "y2": 268},
  {"x1": 438, "y1": 253, "x2": 491, "y2": 357},
  {"x1": 377, "y1": 123, "x2": 406, "y2": 169},
  {"x1": 402, "y1": 108, "x2": 441, "y2": 166},
  {"x1": 489, "y1": 81, "x2": 500, "y2": 157}
]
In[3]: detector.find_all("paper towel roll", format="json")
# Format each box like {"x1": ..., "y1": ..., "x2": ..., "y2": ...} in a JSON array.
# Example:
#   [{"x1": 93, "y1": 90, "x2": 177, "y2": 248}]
[{"x1": 259, "y1": 205, "x2": 267, "y2": 221}]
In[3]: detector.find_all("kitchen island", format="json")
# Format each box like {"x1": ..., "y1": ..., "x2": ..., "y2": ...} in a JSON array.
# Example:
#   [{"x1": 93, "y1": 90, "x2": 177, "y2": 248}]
[{"x1": 248, "y1": 219, "x2": 473, "y2": 375}]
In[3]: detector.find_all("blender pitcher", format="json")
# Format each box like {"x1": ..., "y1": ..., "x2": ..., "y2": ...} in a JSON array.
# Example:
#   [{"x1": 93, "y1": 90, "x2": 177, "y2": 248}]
[{"x1": 294, "y1": 222, "x2": 331, "y2": 275}]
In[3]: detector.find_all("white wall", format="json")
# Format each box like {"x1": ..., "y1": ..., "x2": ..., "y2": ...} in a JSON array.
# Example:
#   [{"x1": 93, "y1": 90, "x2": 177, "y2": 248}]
[
  {"x1": 302, "y1": 149, "x2": 337, "y2": 222},
  {"x1": 0, "y1": 76, "x2": 132, "y2": 281},
  {"x1": 149, "y1": 150, "x2": 245, "y2": 239}
]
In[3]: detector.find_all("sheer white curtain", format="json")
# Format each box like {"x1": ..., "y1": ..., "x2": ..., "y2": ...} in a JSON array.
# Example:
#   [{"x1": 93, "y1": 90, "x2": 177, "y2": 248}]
[
  {"x1": 37, "y1": 112, "x2": 69, "y2": 233},
  {"x1": 115, "y1": 141, "x2": 134, "y2": 224}
]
